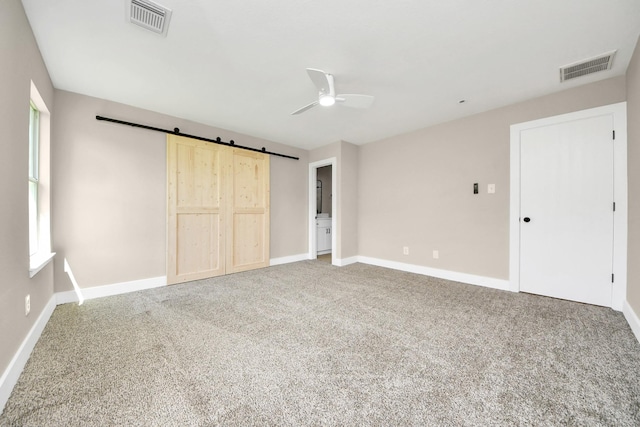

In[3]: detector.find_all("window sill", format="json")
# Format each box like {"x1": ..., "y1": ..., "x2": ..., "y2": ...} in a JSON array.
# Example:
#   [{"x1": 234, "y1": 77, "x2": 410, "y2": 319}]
[{"x1": 29, "y1": 252, "x2": 56, "y2": 278}]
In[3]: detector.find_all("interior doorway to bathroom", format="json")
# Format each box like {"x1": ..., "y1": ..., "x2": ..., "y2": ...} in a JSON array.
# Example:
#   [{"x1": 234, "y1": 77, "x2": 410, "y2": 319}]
[
  {"x1": 316, "y1": 165, "x2": 332, "y2": 217},
  {"x1": 316, "y1": 165, "x2": 332, "y2": 262},
  {"x1": 308, "y1": 158, "x2": 337, "y2": 265}
]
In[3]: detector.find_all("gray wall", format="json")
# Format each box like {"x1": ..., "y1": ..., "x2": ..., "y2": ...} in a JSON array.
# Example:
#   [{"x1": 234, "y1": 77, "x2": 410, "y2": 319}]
[
  {"x1": 627, "y1": 36, "x2": 640, "y2": 315},
  {"x1": 358, "y1": 76, "x2": 626, "y2": 279},
  {"x1": 0, "y1": 0, "x2": 55, "y2": 385},
  {"x1": 53, "y1": 90, "x2": 308, "y2": 292}
]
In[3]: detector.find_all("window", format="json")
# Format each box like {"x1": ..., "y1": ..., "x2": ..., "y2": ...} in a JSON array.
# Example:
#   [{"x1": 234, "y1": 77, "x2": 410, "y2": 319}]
[
  {"x1": 28, "y1": 81, "x2": 54, "y2": 277},
  {"x1": 29, "y1": 102, "x2": 40, "y2": 256}
]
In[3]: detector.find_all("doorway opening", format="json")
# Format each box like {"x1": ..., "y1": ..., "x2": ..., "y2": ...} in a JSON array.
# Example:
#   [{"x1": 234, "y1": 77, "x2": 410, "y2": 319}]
[{"x1": 309, "y1": 158, "x2": 337, "y2": 265}]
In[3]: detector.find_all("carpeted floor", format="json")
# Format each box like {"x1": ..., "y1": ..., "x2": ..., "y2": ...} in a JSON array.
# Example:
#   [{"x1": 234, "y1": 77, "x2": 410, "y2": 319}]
[{"x1": 1, "y1": 261, "x2": 639, "y2": 426}]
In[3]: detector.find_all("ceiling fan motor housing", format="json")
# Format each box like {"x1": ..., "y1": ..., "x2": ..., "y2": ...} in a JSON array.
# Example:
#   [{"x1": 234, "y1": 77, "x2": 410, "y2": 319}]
[{"x1": 291, "y1": 68, "x2": 374, "y2": 115}]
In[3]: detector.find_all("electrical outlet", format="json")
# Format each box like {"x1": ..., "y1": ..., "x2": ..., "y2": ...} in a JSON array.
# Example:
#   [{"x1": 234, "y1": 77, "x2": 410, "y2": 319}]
[
  {"x1": 25, "y1": 294, "x2": 30, "y2": 316},
  {"x1": 433, "y1": 250, "x2": 439, "y2": 259},
  {"x1": 403, "y1": 246, "x2": 409, "y2": 255},
  {"x1": 488, "y1": 184, "x2": 496, "y2": 194}
]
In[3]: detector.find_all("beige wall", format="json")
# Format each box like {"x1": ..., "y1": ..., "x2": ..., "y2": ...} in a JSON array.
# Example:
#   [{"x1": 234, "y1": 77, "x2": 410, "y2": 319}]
[
  {"x1": 627, "y1": 36, "x2": 640, "y2": 314},
  {"x1": 309, "y1": 141, "x2": 341, "y2": 164},
  {"x1": 340, "y1": 141, "x2": 359, "y2": 259},
  {"x1": 53, "y1": 90, "x2": 308, "y2": 292},
  {"x1": 270, "y1": 152, "x2": 309, "y2": 259},
  {"x1": 358, "y1": 76, "x2": 626, "y2": 279},
  {"x1": 310, "y1": 141, "x2": 359, "y2": 260},
  {"x1": 0, "y1": 0, "x2": 55, "y2": 384},
  {"x1": 269, "y1": 150, "x2": 309, "y2": 260}
]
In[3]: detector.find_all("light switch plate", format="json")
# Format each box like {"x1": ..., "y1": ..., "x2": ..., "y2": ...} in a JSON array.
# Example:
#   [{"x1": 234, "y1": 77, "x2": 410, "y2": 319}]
[{"x1": 488, "y1": 184, "x2": 495, "y2": 194}]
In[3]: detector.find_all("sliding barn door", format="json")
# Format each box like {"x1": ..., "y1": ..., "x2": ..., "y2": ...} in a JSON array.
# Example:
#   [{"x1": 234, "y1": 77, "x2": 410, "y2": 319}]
[
  {"x1": 167, "y1": 135, "x2": 226, "y2": 284},
  {"x1": 226, "y1": 149, "x2": 270, "y2": 273},
  {"x1": 167, "y1": 136, "x2": 270, "y2": 284}
]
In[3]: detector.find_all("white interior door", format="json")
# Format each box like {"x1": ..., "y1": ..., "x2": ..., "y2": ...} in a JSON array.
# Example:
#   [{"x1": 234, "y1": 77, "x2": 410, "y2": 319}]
[{"x1": 519, "y1": 114, "x2": 614, "y2": 307}]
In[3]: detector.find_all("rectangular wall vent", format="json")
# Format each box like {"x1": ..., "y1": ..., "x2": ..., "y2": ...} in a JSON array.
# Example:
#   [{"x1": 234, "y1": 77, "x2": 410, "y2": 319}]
[
  {"x1": 129, "y1": 0, "x2": 172, "y2": 36},
  {"x1": 560, "y1": 51, "x2": 616, "y2": 82}
]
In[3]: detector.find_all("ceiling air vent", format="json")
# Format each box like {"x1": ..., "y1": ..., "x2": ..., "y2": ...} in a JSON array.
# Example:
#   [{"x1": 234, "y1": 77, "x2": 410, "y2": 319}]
[
  {"x1": 560, "y1": 50, "x2": 616, "y2": 82},
  {"x1": 128, "y1": 0, "x2": 172, "y2": 36}
]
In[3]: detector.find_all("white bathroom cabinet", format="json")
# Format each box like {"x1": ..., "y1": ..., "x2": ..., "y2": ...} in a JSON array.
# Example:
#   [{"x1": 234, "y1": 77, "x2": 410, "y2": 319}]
[{"x1": 316, "y1": 218, "x2": 332, "y2": 254}]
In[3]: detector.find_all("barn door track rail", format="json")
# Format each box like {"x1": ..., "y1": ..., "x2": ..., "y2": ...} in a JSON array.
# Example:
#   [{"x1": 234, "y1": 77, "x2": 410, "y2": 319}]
[{"x1": 95, "y1": 115, "x2": 299, "y2": 160}]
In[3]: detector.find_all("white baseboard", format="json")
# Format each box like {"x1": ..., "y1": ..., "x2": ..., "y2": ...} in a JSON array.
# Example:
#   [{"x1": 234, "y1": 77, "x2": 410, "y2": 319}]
[
  {"x1": 270, "y1": 253, "x2": 309, "y2": 266},
  {"x1": 0, "y1": 295, "x2": 56, "y2": 414},
  {"x1": 356, "y1": 256, "x2": 510, "y2": 291},
  {"x1": 623, "y1": 300, "x2": 640, "y2": 344},
  {"x1": 334, "y1": 256, "x2": 358, "y2": 267},
  {"x1": 56, "y1": 276, "x2": 167, "y2": 305}
]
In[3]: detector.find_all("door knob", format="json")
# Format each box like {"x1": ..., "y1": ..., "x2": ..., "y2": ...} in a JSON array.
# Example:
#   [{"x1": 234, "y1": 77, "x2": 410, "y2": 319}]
[{"x1": 523, "y1": 217, "x2": 531, "y2": 223}]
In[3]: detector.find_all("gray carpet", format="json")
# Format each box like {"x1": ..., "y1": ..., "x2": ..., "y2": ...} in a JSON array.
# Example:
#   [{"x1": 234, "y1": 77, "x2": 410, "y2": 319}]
[{"x1": 2, "y1": 261, "x2": 639, "y2": 426}]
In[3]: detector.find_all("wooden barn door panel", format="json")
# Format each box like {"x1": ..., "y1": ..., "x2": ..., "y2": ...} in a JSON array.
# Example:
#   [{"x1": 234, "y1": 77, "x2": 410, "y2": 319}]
[
  {"x1": 175, "y1": 213, "x2": 221, "y2": 276},
  {"x1": 167, "y1": 135, "x2": 226, "y2": 284},
  {"x1": 226, "y1": 149, "x2": 270, "y2": 273}
]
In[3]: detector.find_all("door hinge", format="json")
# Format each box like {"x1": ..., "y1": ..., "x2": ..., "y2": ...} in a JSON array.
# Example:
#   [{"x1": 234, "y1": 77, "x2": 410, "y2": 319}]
[
  {"x1": 612, "y1": 273, "x2": 615, "y2": 283},
  {"x1": 613, "y1": 130, "x2": 616, "y2": 140},
  {"x1": 613, "y1": 202, "x2": 616, "y2": 212}
]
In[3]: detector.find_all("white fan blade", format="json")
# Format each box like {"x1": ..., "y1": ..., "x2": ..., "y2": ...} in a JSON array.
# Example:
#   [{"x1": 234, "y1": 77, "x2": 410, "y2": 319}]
[
  {"x1": 306, "y1": 68, "x2": 331, "y2": 94},
  {"x1": 291, "y1": 101, "x2": 319, "y2": 115},
  {"x1": 336, "y1": 94, "x2": 374, "y2": 109}
]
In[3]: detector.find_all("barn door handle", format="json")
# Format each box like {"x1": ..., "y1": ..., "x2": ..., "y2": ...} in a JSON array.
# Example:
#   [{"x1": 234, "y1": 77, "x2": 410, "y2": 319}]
[{"x1": 523, "y1": 217, "x2": 531, "y2": 223}]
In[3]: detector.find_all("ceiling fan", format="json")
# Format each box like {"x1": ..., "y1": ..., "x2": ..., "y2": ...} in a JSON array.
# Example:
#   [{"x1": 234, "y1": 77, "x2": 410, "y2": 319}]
[{"x1": 291, "y1": 68, "x2": 374, "y2": 115}]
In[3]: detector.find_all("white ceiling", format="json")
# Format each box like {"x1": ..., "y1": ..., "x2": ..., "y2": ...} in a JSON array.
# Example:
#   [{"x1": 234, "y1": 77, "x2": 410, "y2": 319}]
[{"x1": 21, "y1": 0, "x2": 640, "y2": 150}]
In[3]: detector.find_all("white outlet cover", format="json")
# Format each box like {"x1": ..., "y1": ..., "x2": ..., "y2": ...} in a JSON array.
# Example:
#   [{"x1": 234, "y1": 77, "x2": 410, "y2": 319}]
[
  {"x1": 25, "y1": 294, "x2": 30, "y2": 316},
  {"x1": 488, "y1": 184, "x2": 496, "y2": 194},
  {"x1": 433, "y1": 250, "x2": 439, "y2": 259},
  {"x1": 403, "y1": 246, "x2": 409, "y2": 255}
]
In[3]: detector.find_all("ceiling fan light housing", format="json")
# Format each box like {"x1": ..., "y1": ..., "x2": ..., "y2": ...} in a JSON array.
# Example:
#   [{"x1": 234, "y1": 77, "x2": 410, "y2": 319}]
[
  {"x1": 291, "y1": 68, "x2": 374, "y2": 115},
  {"x1": 319, "y1": 94, "x2": 335, "y2": 107}
]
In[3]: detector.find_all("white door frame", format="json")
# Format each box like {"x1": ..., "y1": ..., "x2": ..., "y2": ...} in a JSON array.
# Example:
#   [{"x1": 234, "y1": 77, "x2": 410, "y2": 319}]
[
  {"x1": 309, "y1": 158, "x2": 337, "y2": 264},
  {"x1": 509, "y1": 102, "x2": 627, "y2": 310}
]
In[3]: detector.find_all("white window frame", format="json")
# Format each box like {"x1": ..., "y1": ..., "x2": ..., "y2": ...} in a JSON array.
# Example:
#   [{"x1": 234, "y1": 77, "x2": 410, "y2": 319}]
[
  {"x1": 29, "y1": 102, "x2": 40, "y2": 256},
  {"x1": 29, "y1": 81, "x2": 55, "y2": 277}
]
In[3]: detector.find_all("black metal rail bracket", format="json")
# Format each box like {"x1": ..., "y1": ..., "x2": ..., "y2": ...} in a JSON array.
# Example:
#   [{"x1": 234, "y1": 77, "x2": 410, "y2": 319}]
[{"x1": 95, "y1": 115, "x2": 299, "y2": 160}]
